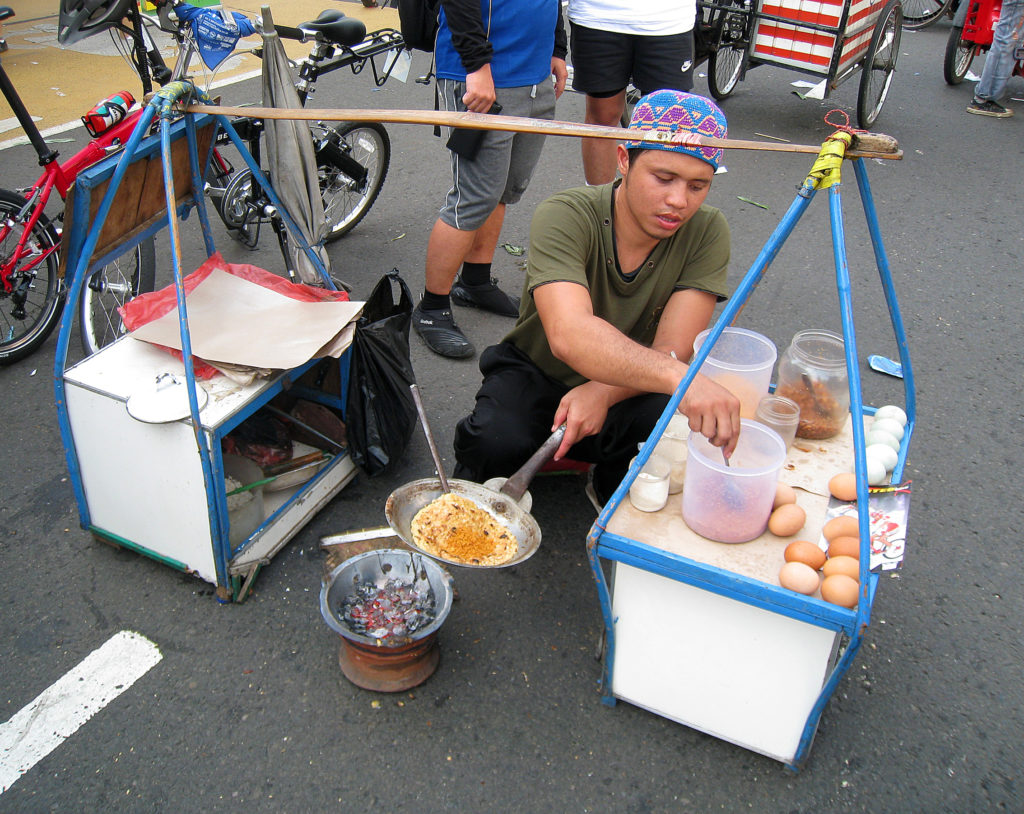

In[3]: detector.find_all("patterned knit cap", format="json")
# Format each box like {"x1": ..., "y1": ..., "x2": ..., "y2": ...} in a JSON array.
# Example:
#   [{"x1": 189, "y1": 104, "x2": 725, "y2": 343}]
[{"x1": 623, "y1": 89, "x2": 728, "y2": 171}]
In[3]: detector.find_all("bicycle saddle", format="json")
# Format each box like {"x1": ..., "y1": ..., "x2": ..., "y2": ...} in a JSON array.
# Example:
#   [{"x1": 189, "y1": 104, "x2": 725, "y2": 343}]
[
  {"x1": 0, "y1": 7, "x2": 14, "y2": 24},
  {"x1": 299, "y1": 10, "x2": 367, "y2": 46}
]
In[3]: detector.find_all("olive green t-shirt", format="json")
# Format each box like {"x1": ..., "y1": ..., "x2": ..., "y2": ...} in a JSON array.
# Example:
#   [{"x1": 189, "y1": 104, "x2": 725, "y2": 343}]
[{"x1": 505, "y1": 182, "x2": 730, "y2": 388}]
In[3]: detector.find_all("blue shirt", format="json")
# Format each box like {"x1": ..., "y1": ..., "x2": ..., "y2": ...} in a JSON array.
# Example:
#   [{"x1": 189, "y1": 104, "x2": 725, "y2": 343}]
[{"x1": 435, "y1": 0, "x2": 562, "y2": 87}]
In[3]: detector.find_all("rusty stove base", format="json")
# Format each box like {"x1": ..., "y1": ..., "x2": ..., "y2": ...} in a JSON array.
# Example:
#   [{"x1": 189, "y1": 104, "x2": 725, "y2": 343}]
[{"x1": 337, "y1": 633, "x2": 441, "y2": 692}]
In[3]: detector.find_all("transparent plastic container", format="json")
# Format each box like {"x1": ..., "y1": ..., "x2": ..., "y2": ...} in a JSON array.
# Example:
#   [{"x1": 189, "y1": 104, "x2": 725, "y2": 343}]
[
  {"x1": 692, "y1": 327, "x2": 778, "y2": 418},
  {"x1": 754, "y1": 393, "x2": 800, "y2": 450},
  {"x1": 774, "y1": 329, "x2": 849, "y2": 440},
  {"x1": 628, "y1": 453, "x2": 671, "y2": 512},
  {"x1": 654, "y1": 413, "x2": 689, "y2": 494},
  {"x1": 681, "y1": 420, "x2": 786, "y2": 543}
]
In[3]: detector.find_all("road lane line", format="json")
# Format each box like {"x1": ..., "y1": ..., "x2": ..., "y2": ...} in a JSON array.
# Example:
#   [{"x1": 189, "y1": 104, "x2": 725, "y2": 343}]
[{"x1": 0, "y1": 630, "x2": 162, "y2": 793}]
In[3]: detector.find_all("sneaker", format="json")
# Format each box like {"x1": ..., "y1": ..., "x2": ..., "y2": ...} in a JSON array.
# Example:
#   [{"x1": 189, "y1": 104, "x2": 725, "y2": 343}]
[
  {"x1": 451, "y1": 275, "x2": 521, "y2": 317},
  {"x1": 412, "y1": 303, "x2": 475, "y2": 358},
  {"x1": 967, "y1": 98, "x2": 1012, "y2": 118}
]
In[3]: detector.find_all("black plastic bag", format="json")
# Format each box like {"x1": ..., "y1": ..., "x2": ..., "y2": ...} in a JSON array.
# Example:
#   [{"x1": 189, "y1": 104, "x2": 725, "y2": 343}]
[{"x1": 345, "y1": 269, "x2": 417, "y2": 476}]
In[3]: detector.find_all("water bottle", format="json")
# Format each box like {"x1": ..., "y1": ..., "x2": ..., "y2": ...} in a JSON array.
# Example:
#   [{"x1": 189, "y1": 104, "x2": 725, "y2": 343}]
[{"x1": 81, "y1": 90, "x2": 136, "y2": 138}]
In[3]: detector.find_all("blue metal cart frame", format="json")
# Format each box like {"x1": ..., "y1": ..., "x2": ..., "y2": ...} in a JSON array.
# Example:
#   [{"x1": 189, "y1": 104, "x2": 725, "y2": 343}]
[
  {"x1": 53, "y1": 82, "x2": 352, "y2": 601},
  {"x1": 586, "y1": 130, "x2": 914, "y2": 770}
]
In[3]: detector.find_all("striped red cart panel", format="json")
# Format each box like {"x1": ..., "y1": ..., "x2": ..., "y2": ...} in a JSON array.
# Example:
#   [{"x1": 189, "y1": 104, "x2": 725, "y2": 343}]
[{"x1": 752, "y1": 0, "x2": 886, "y2": 75}]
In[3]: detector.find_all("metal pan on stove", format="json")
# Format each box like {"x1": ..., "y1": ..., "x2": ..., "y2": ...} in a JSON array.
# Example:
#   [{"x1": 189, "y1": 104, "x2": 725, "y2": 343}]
[{"x1": 385, "y1": 387, "x2": 565, "y2": 569}]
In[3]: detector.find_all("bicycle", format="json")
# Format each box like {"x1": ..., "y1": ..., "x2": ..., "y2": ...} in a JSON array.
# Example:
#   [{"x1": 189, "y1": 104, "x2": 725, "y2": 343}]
[
  {"x1": 1, "y1": 1, "x2": 404, "y2": 363},
  {"x1": 944, "y1": 0, "x2": 1023, "y2": 84},
  {"x1": 0, "y1": 0, "x2": 164, "y2": 364},
  {"x1": 901, "y1": 0, "x2": 956, "y2": 30},
  {"x1": 184, "y1": 1, "x2": 404, "y2": 252}
]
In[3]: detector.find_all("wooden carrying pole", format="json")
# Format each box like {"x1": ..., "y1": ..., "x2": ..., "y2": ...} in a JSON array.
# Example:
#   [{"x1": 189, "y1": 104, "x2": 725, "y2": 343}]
[{"x1": 186, "y1": 104, "x2": 902, "y2": 160}]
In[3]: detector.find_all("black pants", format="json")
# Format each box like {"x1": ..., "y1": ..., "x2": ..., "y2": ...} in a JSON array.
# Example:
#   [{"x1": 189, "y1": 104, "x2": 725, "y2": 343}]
[{"x1": 453, "y1": 342, "x2": 670, "y2": 503}]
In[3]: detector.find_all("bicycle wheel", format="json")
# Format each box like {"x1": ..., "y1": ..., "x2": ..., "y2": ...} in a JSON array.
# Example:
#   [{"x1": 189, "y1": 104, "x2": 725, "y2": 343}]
[
  {"x1": 0, "y1": 189, "x2": 63, "y2": 365},
  {"x1": 857, "y1": 0, "x2": 903, "y2": 128},
  {"x1": 708, "y1": 4, "x2": 748, "y2": 100},
  {"x1": 79, "y1": 238, "x2": 156, "y2": 355},
  {"x1": 314, "y1": 121, "x2": 391, "y2": 243},
  {"x1": 901, "y1": 0, "x2": 953, "y2": 30},
  {"x1": 943, "y1": 24, "x2": 978, "y2": 84}
]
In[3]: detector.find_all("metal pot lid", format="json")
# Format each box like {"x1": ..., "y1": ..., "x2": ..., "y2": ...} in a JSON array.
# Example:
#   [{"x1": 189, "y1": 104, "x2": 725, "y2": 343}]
[{"x1": 126, "y1": 372, "x2": 208, "y2": 423}]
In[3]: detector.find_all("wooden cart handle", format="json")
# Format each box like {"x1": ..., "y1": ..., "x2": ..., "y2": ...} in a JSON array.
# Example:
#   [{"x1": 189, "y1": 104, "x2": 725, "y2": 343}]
[{"x1": 186, "y1": 104, "x2": 902, "y2": 159}]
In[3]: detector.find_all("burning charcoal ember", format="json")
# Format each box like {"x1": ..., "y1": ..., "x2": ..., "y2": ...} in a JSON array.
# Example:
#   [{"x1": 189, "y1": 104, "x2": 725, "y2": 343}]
[{"x1": 339, "y1": 578, "x2": 436, "y2": 642}]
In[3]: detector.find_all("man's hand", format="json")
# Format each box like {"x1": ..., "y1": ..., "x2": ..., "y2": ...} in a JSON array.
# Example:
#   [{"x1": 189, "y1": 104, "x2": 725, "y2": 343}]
[
  {"x1": 551, "y1": 57, "x2": 567, "y2": 99},
  {"x1": 463, "y1": 64, "x2": 496, "y2": 112},
  {"x1": 678, "y1": 373, "x2": 742, "y2": 457},
  {"x1": 551, "y1": 381, "x2": 613, "y2": 460}
]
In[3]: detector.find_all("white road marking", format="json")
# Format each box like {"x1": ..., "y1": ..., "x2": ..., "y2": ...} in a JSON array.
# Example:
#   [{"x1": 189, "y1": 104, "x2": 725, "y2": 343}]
[{"x1": 0, "y1": 630, "x2": 162, "y2": 794}]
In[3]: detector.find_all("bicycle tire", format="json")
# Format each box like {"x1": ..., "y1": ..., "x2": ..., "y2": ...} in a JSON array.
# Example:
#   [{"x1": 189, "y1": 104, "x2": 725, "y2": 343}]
[
  {"x1": 78, "y1": 237, "x2": 156, "y2": 355},
  {"x1": 315, "y1": 121, "x2": 391, "y2": 243},
  {"x1": 0, "y1": 188, "x2": 64, "y2": 366},
  {"x1": 857, "y1": 0, "x2": 903, "y2": 128},
  {"x1": 708, "y1": 4, "x2": 747, "y2": 100},
  {"x1": 943, "y1": 24, "x2": 977, "y2": 84},
  {"x1": 901, "y1": 0, "x2": 953, "y2": 30}
]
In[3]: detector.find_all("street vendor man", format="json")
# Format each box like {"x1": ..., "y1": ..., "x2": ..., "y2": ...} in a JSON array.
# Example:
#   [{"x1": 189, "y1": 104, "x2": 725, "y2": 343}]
[{"x1": 452, "y1": 89, "x2": 741, "y2": 507}]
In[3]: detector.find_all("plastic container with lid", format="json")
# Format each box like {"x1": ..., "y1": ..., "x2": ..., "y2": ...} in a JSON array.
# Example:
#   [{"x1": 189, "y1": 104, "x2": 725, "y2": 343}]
[
  {"x1": 773, "y1": 329, "x2": 849, "y2": 440},
  {"x1": 754, "y1": 393, "x2": 801, "y2": 450},
  {"x1": 692, "y1": 327, "x2": 778, "y2": 419}
]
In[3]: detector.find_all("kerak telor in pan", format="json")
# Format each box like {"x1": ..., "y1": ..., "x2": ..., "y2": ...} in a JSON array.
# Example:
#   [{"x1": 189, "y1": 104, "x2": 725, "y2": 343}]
[{"x1": 385, "y1": 425, "x2": 566, "y2": 569}]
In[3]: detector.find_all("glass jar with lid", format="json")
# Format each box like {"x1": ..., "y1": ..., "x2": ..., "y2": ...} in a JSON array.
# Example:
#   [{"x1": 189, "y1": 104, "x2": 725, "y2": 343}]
[{"x1": 774, "y1": 329, "x2": 849, "y2": 440}]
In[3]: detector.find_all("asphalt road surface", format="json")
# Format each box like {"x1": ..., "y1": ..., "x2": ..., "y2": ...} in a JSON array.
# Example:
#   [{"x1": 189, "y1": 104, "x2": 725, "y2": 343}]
[{"x1": 1, "y1": 15, "x2": 1022, "y2": 813}]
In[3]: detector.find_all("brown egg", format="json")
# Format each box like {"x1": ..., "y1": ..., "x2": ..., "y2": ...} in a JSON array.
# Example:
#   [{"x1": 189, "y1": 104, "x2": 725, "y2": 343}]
[
  {"x1": 768, "y1": 503, "x2": 807, "y2": 537},
  {"x1": 779, "y1": 561, "x2": 820, "y2": 595},
  {"x1": 773, "y1": 482, "x2": 797, "y2": 509},
  {"x1": 828, "y1": 535, "x2": 861, "y2": 560},
  {"x1": 823, "y1": 514, "x2": 860, "y2": 542},
  {"x1": 828, "y1": 472, "x2": 858, "y2": 502},
  {"x1": 822, "y1": 555, "x2": 860, "y2": 581},
  {"x1": 821, "y1": 574, "x2": 859, "y2": 608},
  {"x1": 784, "y1": 540, "x2": 827, "y2": 570}
]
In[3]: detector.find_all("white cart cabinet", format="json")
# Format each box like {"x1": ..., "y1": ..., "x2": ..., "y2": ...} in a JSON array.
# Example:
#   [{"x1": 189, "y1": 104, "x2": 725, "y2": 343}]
[{"x1": 63, "y1": 337, "x2": 356, "y2": 597}]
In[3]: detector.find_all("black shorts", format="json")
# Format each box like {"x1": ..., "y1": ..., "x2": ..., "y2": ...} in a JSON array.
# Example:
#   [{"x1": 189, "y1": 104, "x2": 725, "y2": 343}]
[{"x1": 569, "y1": 22, "x2": 695, "y2": 98}]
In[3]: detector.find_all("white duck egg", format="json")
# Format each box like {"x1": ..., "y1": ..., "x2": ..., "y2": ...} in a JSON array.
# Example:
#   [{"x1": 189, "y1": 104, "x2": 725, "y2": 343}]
[
  {"x1": 874, "y1": 404, "x2": 907, "y2": 427},
  {"x1": 866, "y1": 429, "x2": 900, "y2": 451},
  {"x1": 872, "y1": 417, "x2": 905, "y2": 441},
  {"x1": 866, "y1": 443, "x2": 898, "y2": 472},
  {"x1": 867, "y1": 457, "x2": 888, "y2": 485}
]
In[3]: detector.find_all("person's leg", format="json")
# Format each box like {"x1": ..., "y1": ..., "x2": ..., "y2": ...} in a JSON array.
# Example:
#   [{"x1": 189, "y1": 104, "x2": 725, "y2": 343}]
[
  {"x1": 569, "y1": 22, "x2": 633, "y2": 184},
  {"x1": 970, "y1": 0, "x2": 1024, "y2": 114},
  {"x1": 453, "y1": 342, "x2": 566, "y2": 482},
  {"x1": 450, "y1": 202, "x2": 521, "y2": 317},
  {"x1": 464, "y1": 202, "x2": 506, "y2": 265},
  {"x1": 453, "y1": 82, "x2": 553, "y2": 316},
  {"x1": 416, "y1": 80, "x2": 514, "y2": 357},
  {"x1": 582, "y1": 91, "x2": 628, "y2": 185}
]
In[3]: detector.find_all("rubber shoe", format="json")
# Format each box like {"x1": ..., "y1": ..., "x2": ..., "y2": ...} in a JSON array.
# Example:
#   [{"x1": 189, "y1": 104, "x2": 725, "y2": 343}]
[
  {"x1": 451, "y1": 276, "x2": 521, "y2": 317},
  {"x1": 967, "y1": 98, "x2": 1012, "y2": 118},
  {"x1": 412, "y1": 303, "x2": 475, "y2": 359}
]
